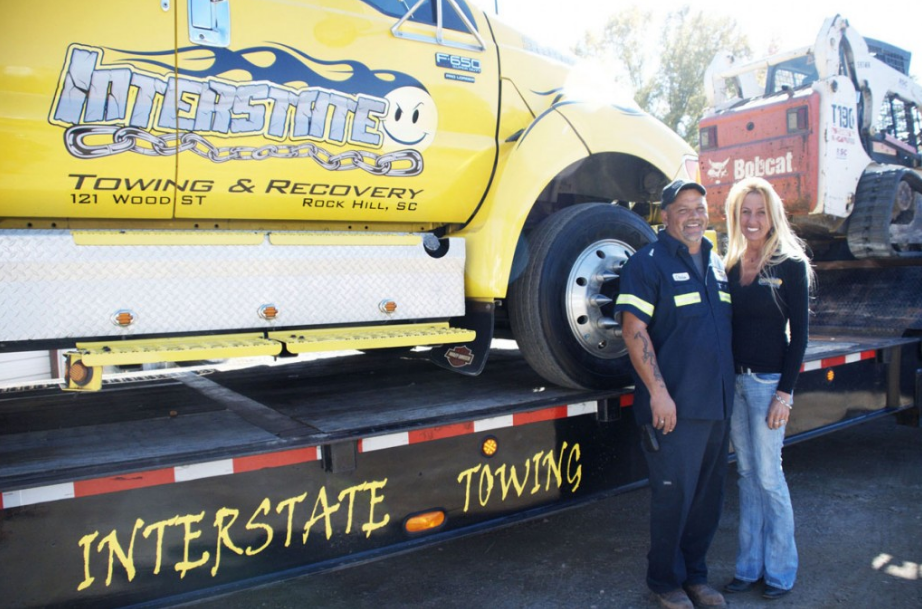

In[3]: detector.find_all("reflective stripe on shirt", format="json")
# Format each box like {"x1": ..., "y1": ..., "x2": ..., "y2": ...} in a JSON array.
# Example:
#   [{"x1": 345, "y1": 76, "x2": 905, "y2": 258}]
[
  {"x1": 674, "y1": 292, "x2": 702, "y2": 307},
  {"x1": 616, "y1": 293, "x2": 655, "y2": 317}
]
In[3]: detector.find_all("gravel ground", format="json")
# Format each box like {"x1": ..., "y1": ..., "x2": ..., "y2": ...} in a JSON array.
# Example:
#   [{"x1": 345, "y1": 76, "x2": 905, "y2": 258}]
[{"x1": 183, "y1": 415, "x2": 922, "y2": 609}]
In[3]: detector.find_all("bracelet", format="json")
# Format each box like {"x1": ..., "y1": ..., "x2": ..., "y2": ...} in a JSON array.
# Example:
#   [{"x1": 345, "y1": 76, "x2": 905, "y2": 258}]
[{"x1": 773, "y1": 393, "x2": 793, "y2": 409}]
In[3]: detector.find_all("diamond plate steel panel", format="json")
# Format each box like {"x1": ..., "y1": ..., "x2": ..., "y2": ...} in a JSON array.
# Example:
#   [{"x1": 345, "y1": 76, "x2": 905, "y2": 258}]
[{"x1": 0, "y1": 230, "x2": 466, "y2": 342}]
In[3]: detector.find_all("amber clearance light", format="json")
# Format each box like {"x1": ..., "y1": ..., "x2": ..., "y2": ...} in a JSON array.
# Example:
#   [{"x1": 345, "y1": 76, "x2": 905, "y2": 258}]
[
  {"x1": 111, "y1": 309, "x2": 136, "y2": 327},
  {"x1": 259, "y1": 304, "x2": 279, "y2": 320},
  {"x1": 405, "y1": 510, "x2": 446, "y2": 534}
]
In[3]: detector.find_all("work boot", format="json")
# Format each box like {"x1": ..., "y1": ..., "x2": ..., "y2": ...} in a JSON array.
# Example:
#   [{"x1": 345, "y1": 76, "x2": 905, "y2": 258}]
[
  {"x1": 683, "y1": 583, "x2": 728, "y2": 608},
  {"x1": 653, "y1": 588, "x2": 694, "y2": 609}
]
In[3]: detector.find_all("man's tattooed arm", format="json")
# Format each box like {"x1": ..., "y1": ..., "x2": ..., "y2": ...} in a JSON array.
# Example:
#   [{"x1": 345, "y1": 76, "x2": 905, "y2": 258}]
[{"x1": 635, "y1": 330, "x2": 665, "y2": 385}]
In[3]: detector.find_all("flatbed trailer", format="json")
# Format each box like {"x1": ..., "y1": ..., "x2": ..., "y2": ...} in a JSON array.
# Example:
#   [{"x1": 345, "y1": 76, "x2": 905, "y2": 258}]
[{"x1": 1, "y1": 325, "x2": 919, "y2": 608}]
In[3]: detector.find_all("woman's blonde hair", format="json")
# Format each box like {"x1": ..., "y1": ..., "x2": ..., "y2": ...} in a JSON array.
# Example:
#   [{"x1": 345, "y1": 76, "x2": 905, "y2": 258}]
[{"x1": 724, "y1": 176, "x2": 814, "y2": 288}]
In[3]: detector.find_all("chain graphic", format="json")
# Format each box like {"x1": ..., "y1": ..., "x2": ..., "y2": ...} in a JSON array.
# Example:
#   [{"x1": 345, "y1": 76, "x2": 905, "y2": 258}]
[{"x1": 64, "y1": 126, "x2": 423, "y2": 177}]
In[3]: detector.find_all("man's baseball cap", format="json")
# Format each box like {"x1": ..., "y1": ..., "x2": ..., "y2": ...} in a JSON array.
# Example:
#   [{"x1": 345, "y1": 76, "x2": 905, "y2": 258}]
[{"x1": 661, "y1": 179, "x2": 706, "y2": 208}]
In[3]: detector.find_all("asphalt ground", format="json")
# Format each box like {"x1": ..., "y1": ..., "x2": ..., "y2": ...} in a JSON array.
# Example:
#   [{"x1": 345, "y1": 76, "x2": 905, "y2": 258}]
[{"x1": 180, "y1": 414, "x2": 922, "y2": 609}]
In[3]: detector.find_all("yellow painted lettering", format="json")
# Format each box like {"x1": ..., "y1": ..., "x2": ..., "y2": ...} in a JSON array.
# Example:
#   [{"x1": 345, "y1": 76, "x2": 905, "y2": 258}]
[
  {"x1": 360, "y1": 479, "x2": 390, "y2": 538},
  {"x1": 542, "y1": 442, "x2": 567, "y2": 490},
  {"x1": 496, "y1": 462, "x2": 530, "y2": 500},
  {"x1": 143, "y1": 517, "x2": 178, "y2": 575},
  {"x1": 276, "y1": 492, "x2": 307, "y2": 547},
  {"x1": 76, "y1": 531, "x2": 99, "y2": 592},
  {"x1": 212, "y1": 507, "x2": 244, "y2": 577},
  {"x1": 530, "y1": 451, "x2": 545, "y2": 494},
  {"x1": 478, "y1": 463, "x2": 494, "y2": 507},
  {"x1": 174, "y1": 512, "x2": 210, "y2": 579},
  {"x1": 303, "y1": 487, "x2": 341, "y2": 542},
  {"x1": 334, "y1": 481, "x2": 391, "y2": 538},
  {"x1": 567, "y1": 443, "x2": 582, "y2": 492},
  {"x1": 456, "y1": 464, "x2": 481, "y2": 512},
  {"x1": 245, "y1": 498, "x2": 274, "y2": 556},
  {"x1": 337, "y1": 485, "x2": 361, "y2": 535},
  {"x1": 97, "y1": 518, "x2": 144, "y2": 587}
]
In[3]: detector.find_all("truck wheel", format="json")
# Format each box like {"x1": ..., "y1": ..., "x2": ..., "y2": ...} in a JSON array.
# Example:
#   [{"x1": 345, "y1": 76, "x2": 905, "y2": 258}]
[{"x1": 508, "y1": 203, "x2": 655, "y2": 389}]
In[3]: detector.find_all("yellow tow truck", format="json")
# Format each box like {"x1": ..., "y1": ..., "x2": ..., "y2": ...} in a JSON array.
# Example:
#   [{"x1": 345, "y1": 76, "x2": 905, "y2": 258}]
[{"x1": 0, "y1": 0, "x2": 696, "y2": 390}]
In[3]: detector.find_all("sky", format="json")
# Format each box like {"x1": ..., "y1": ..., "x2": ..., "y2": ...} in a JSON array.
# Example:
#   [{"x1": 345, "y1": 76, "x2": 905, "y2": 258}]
[{"x1": 470, "y1": 0, "x2": 920, "y2": 79}]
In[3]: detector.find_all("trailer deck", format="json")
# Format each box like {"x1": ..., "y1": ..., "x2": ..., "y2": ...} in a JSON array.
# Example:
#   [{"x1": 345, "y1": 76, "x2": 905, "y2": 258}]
[
  {"x1": 1, "y1": 346, "x2": 611, "y2": 489},
  {"x1": 3, "y1": 334, "x2": 916, "y2": 490}
]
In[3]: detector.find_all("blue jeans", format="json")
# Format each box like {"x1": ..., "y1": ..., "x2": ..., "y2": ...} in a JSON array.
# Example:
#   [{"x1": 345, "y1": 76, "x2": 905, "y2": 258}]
[{"x1": 730, "y1": 373, "x2": 797, "y2": 590}]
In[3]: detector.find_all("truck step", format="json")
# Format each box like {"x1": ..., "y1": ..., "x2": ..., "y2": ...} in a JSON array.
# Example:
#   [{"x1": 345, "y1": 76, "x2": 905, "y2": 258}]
[
  {"x1": 77, "y1": 333, "x2": 283, "y2": 366},
  {"x1": 270, "y1": 322, "x2": 475, "y2": 353},
  {"x1": 64, "y1": 324, "x2": 475, "y2": 391}
]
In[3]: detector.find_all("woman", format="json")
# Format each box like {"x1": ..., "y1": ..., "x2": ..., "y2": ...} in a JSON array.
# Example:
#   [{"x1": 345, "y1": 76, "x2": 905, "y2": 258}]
[{"x1": 722, "y1": 177, "x2": 813, "y2": 600}]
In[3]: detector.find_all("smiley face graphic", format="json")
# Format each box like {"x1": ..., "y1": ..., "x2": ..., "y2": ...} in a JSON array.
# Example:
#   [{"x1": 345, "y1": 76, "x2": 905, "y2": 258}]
[{"x1": 381, "y1": 86, "x2": 438, "y2": 152}]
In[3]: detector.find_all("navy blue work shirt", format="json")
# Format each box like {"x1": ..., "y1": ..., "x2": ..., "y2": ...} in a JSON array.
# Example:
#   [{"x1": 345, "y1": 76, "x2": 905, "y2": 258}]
[{"x1": 614, "y1": 229, "x2": 735, "y2": 424}]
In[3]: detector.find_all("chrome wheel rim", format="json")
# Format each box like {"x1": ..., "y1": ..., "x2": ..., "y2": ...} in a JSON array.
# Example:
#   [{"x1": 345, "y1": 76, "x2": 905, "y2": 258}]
[{"x1": 565, "y1": 238, "x2": 635, "y2": 359}]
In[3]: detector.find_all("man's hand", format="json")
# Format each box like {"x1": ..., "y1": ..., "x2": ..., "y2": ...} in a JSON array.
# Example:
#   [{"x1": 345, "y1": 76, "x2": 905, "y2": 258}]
[{"x1": 650, "y1": 390, "x2": 677, "y2": 434}]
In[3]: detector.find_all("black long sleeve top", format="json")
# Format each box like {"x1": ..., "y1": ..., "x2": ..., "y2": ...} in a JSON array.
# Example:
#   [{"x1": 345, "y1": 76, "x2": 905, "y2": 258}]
[{"x1": 728, "y1": 257, "x2": 810, "y2": 394}]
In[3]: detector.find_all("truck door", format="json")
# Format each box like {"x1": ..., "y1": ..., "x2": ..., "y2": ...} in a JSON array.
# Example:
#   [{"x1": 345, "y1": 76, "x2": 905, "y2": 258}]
[
  {"x1": 0, "y1": 1, "x2": 177, "y2": 221},
  {"x1": 172, "y1": 0, "x2": 499, "y2": 226}
]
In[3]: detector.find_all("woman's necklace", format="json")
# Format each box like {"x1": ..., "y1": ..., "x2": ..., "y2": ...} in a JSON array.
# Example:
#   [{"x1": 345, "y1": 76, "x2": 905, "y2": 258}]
[
  {"x1": 745, "y1": 247, "x2": 762, "y2": 266},
  {"x1": 741, "y1": 251, "x2": 761, "y2": 285}
]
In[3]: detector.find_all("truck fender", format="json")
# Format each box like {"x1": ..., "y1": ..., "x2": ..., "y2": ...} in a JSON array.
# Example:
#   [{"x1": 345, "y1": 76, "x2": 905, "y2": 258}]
[
  {"x1": 457, "y1": 102, "x2": 694, "y2": 299},
  {"x1": 455, "y1": 107, "x2": 589, "y2": 298},
  {"x1": 555, "y1": 102, "x2": 695, "y2": 177}
]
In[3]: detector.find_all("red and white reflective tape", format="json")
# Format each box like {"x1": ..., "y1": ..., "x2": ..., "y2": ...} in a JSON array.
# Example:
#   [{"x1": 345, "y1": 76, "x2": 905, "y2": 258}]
[
  {"x1": 2, "y1": 400, "x2": 606, "y2": 510},
  {"x1": 0, "y1": 446, "x2": 322, "y2": 510},
  {"x1": 800, "y1": 349, "x2": 876, "y2": 373},
  {"x1": 357, "y1": 400, "x2": 598, "y2": 453}
]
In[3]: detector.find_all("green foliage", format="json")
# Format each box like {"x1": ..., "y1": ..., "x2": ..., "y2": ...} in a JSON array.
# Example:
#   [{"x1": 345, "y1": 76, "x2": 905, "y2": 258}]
[{"x1": 575, "y1": 4, "x2": 750, "y2": 148}]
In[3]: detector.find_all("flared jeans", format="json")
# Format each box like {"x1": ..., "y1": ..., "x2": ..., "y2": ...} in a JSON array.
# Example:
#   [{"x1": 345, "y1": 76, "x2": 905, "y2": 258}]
[{"x1": 730, "y1": 372, "x2": 798, "y2": 590}]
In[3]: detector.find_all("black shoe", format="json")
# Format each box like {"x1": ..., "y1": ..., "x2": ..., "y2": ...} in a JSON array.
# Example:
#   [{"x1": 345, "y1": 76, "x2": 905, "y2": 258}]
[
  {"x1": 762, "y1": 584, "x2": 791, "y2": 600},
  {"x1": 723, "y1": 577, "x2": 757, "y2": 593}
]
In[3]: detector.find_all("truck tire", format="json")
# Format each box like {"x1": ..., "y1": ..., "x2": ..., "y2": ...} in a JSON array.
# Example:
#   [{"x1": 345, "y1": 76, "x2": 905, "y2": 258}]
[{"x1": 508, "y1": 203, "x2": 655, "y2": 389}]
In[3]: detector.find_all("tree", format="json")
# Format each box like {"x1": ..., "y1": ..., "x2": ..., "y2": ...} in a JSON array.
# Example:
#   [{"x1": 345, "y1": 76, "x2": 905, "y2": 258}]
[
  {"x1": 575, "y1": 6, "x2": 656, "y2": 110},
  {"x1": 576, "y1": 5, "x2": 750, "y2": 148}
]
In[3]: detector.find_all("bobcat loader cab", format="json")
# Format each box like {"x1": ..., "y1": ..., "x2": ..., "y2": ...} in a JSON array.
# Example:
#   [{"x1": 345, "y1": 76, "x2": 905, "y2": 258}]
[
  {"x1": 699, "y1": 15, "x2": 922, "y2": 259},
  {"x1": 0, "y1": 0, "x2": 696, "y2": 390}
]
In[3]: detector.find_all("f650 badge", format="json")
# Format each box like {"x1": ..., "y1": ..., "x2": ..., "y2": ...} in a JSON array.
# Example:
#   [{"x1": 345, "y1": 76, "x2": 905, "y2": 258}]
[{"x1": 435, "y1": 52, "x2": 481, "y2": 74}]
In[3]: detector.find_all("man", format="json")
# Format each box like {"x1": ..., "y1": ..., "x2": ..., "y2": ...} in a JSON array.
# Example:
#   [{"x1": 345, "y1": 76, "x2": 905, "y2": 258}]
[{"x1": 614, "y1": 179, "x2": 735, "y2": 609}]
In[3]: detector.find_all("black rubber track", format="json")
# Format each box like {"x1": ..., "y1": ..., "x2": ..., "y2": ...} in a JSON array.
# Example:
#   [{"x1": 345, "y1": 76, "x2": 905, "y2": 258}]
[{"x1": 846, "y1": 168, "x2": 922, "y2": 258}]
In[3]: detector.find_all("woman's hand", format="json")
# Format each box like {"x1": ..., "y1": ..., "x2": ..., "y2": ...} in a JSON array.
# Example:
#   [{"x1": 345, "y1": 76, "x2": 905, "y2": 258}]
[{"x1": 767, "y1": 391, "x2": 791, "y2": 430}]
